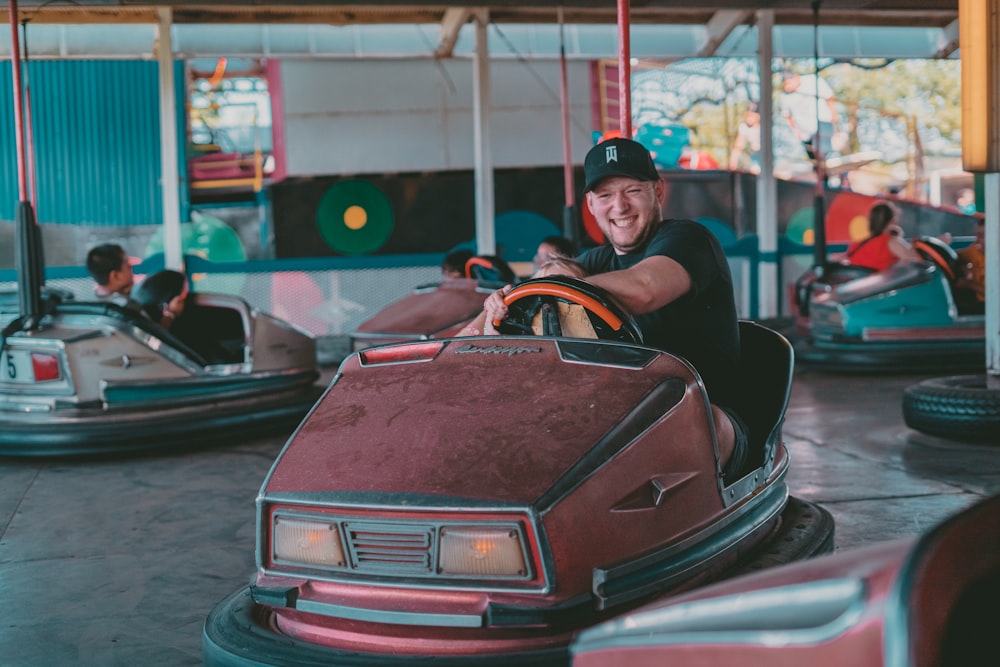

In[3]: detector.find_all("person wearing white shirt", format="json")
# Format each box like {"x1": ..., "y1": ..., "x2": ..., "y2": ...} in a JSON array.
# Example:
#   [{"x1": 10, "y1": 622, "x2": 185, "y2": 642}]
[{"x1": 779, "y1": 70, "x2": 841, "y2": 162}]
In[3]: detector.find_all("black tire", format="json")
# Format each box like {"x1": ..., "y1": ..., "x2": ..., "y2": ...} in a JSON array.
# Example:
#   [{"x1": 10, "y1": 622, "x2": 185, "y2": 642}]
[
  {"x1": 203, "y1": 586, "x2": 569, "y2": 667},
  {"x1": 902, "y1": 375, "x2": 1000, "y2": 444},
  {"x1": 733, "y1": 496, "x2": 835, "y2": 576}
]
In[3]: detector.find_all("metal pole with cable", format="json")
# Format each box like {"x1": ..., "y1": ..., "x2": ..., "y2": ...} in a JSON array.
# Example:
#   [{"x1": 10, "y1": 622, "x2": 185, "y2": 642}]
[
  {"x1": 558, "y1": 6, "x2": 578, "y2": 246},
  {"x1": 810, "y1": 0, "x2": 828, "y2": 277},
  {"x1": 8, "y1": 0, "x2": 43, "y2": 329}
]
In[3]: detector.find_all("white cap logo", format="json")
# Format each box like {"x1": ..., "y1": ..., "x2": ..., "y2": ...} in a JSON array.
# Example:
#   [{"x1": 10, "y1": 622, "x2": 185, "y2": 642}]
[{"x1": 605, "y1": 146, "x2": 618, "y2": 163}]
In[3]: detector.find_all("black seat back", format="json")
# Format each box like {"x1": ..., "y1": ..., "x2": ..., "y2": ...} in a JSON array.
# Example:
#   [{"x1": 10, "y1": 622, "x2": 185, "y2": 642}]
[{"x1": 735, "y1": 320, "x2": 794, "y2": 472}]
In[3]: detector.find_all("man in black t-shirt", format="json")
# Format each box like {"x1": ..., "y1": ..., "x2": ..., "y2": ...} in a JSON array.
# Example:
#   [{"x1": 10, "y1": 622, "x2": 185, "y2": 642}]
[{"x1": 483, "y1": 137, "x2": 747, "y2": 481}]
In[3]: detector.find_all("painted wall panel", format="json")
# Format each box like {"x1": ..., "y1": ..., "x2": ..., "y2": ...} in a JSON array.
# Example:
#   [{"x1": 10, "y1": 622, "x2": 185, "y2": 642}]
[
  {"x1": 1, "y1": 60, "x2": 163, "y2": 227},
  {"x1": 280, "y1": 58, "x2": 593, "y2": 176}
]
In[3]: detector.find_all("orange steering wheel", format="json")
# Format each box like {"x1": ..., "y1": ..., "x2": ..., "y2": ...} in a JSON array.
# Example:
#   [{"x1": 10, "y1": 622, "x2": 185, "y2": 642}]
[{"x1": 494, "y1": 277, "x2": 643, "y2": 343}]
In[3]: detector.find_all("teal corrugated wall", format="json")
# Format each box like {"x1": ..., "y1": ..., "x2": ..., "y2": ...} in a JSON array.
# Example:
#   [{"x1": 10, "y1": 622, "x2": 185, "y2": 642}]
[{"x1": 1, "y1": 60, "x2": 163, "y2": 226}]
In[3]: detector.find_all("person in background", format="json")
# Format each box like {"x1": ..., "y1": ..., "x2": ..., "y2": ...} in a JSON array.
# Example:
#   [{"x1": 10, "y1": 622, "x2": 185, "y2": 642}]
[
  {"x1": 533, "y1": 236, "x2": 578, "y2": 272},
  {"x1": 134, "y1": 269, "x2": 189, "y2": 331},
  {"x1": 954, "y1": 216, "x2": 985, "y2": 313},
  {"x1": 441, "y1": 249, "x2": 475, "y2": 279},
  {"x1": 956, "y1": 188, "x2": 977, "y2": 215},
  {"x1": 482, "y1": 137, "x2": 749, "y2": 483},
  {"x1": 533, "y1": 256, "x2": 587, "y2": 280},
  {"x1": 728, "y1": 102, "x2": 762, "y2": 173},
  {"x1": 86, "y1": 243, "x2": 138, "y2": 309},
  {"x1": 841, "y1": 200, "x2": 919, "y2": 271},
  {"x1": 779, "y1": 70, "x2": 842, "y2": 162}
]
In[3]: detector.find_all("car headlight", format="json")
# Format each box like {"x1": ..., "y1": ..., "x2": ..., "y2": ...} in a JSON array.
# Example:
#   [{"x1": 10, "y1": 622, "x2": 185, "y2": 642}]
[
  {"x1": 438, "y1": 526, "x2": 528, "y2": 577},
  {"x1": 272, "y1": 515, "x2": 346, "y2": 568}
]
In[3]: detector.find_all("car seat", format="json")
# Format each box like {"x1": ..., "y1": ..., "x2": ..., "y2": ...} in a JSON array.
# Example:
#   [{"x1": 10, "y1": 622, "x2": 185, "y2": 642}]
[{"x1": 733, "y1": 321, "x2": 794, "y2": 478}]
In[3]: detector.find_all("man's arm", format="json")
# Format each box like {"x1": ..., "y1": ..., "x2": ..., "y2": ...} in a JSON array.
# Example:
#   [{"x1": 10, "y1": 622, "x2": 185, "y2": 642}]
[
  {"x1": 482, "y1": 254, "x2": 691, "y2": 332},
  {"x1": 583, "y1": 255, "x2": 691, "y2": 315},
  {"x1": 887, "y1": 235, "x2": 920, "y2": 263}
]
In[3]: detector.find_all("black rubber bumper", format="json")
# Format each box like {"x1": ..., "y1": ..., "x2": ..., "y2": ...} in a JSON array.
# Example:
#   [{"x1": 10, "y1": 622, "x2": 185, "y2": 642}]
[
  {"x1": 202, "y1": 586, "x2": 570, "y2": 667},
  {"x1": 794, "y1": 337, "x2": 984, "y2": 374},
  {"x1": 0, "y1": 383, "x2": 324, "y2": 457}
]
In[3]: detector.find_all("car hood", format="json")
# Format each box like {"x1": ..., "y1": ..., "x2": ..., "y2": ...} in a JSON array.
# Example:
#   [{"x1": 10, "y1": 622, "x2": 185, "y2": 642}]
[
  {"x1": 352, "y1": 280, "x2": 494, "y2": 338},
  {"x1": 263, "y1": 337, "x2": 692, "y2": 508}
]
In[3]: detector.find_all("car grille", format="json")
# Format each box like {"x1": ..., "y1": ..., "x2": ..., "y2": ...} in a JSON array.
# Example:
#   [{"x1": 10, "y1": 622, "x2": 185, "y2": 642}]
[{"x1": 345, "y1": 522, "x2": 434, "y2": 574}]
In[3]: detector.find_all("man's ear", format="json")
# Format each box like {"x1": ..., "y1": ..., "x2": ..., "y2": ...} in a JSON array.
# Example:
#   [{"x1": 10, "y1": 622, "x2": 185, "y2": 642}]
[
  {"x1": 584, "y1": 192, "x2": 595, "y2": 215},
  {"x1": 654, "y1": 178, "x2": 667, "y2": 206}
]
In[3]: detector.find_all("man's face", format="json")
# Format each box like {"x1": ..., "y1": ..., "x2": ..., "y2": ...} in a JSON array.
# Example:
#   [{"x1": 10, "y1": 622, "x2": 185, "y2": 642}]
[
  {"x1": 107, "y1": 261, "x2": 135, "y2": 294},
  {"x1": 782, "y1": 75, "x2": 799, "y2": 93},
  {"x1": 585, "y1": 176, "x2": 665, "y2": 255}
]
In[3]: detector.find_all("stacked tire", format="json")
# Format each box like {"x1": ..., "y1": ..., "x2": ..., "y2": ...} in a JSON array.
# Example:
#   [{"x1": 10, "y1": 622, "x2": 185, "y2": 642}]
[{"x1": 903, "y1": 375, "x2": 1000, "y2": 443}]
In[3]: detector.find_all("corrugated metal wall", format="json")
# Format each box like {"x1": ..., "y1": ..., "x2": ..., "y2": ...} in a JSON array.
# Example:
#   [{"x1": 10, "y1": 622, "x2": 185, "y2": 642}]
[{"x1": 1, "y1": 60, "x2": 163, "y2": 227}]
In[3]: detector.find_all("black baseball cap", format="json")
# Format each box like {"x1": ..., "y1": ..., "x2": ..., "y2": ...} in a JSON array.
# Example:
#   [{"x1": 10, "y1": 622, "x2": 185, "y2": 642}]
[{"x1": 584, "y1": 138, "x2": 659, "y2": 192}]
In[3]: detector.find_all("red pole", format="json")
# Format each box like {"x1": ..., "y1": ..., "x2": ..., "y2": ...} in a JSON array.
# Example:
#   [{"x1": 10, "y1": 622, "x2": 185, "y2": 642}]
[
  {"x1": 8, "y1": 0, "x2": 29, "y2": 201},
  {"x1": 617, "y1": 0, "x2": 631, "y2": 138},
  {"x1": 558, "y1": 7, "x2": 573, "y2": 208},
  {"x1": 21, "y1": 20, "x2": 38, "y2": 210}
]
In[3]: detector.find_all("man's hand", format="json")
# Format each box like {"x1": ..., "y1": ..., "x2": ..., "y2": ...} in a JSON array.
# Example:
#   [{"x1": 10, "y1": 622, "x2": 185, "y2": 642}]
[{"x1": 482, "y1": 284, "x2": 514, "y2": 334}]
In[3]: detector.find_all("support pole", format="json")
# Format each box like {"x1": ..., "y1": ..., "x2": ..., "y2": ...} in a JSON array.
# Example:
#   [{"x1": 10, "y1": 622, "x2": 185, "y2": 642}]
[
  {"x1": 810, "y1": 0, "x2": 828, "y2": 276},
  {"x1": 756, "y1": 10, "x2": 779, "y2": 318},
  {"x1": 157, "y1": 8, "x2": 184, "y2": 271},
  {"x1": 472, "y1": 10, "x2": 496, "y2": 256},
  {"x1": 617, "y1": 0, "x2": 632, "y2": 138},
  {"x1": 986, "y1": 173, "x2": 999, "y2": 386}
]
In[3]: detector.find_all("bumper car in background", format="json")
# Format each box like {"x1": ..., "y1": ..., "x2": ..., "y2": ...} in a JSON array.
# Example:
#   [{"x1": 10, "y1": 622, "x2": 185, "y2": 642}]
[
  {"x1": 349, "y1": 254, "x2": 517, "y2": 351},
  {"x1": 571, "y1": 491, "x2": 1000, "y2": 667},
  {"x1": 791, "y1": 237, "x2": 984, "y2": 372},
  {"x1": 0, "y1": 289, "x2": 322, "y2": 457},
  {"x1": 203, "y1": 278, "x2": 834, "y2": 667}
]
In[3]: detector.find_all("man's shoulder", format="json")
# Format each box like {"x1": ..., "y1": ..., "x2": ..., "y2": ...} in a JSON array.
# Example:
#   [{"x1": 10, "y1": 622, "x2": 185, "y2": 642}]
[{"x1": 578, "y1": 244, "x2": 616, "y2": 269}]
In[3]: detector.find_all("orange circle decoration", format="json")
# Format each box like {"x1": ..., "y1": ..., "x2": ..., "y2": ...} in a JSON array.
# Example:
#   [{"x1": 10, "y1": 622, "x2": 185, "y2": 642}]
[{"x1": 343, "y1": 205, "x2": 368, "y2": 230}]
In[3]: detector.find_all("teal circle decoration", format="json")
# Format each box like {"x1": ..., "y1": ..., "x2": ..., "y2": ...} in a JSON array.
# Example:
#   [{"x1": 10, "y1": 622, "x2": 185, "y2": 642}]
[
  {"x1": 694, "y1": 217, "x2": 737, "y2": 247},
  {"x1": 494, "y1": 210, "x2": 561, "y2": 262},
  {"x1": 316, "y1": 180, "x2": 395, "y2": 255}
]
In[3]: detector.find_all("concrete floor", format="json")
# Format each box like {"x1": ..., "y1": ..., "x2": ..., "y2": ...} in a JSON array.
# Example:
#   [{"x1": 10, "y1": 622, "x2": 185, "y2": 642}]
[{"x1": 1, "y1": 362, "x2": 998, "y2": 666}]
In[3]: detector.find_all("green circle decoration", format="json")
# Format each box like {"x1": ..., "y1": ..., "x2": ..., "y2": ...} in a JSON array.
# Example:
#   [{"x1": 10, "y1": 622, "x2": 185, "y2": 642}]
[
  {"x1": 786, "y1": 207, "x2": 817, "y2": 246},
  {"x1": 316, "y1": 180, "x2": 395, "y2": 255},
  {"x1": 144, "y1": 213, "x2": 247, "y2": 294}
]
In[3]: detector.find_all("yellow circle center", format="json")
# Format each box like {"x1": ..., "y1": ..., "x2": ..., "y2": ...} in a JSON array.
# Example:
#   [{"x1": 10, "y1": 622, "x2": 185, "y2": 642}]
[{"x1": 344, "y1": 205, "x2": 368, "y2": 230}]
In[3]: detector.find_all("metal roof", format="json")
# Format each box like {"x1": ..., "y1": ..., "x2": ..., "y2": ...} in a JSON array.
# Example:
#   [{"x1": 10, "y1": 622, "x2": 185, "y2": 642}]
[
  {"x1": 2, "y1": 2, "x2": 962, "y2": 61},
  {"x1": 7, "y1": 2, "x2": 961, "y2": 29}
]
